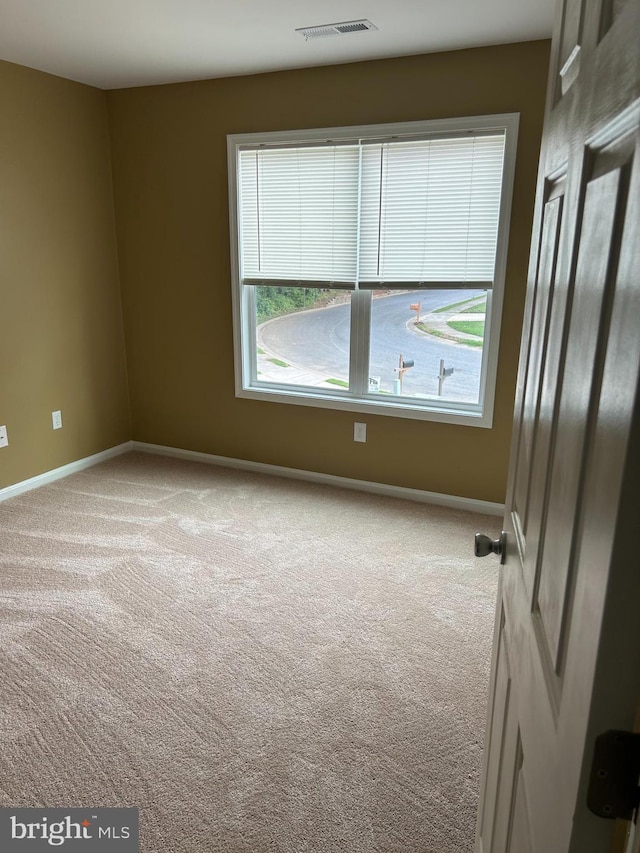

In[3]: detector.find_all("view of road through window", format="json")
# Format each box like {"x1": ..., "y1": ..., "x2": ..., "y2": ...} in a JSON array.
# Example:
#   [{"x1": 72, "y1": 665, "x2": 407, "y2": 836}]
[{"x1": 255, "y1": 288, "x2": 487, "y2": 403}]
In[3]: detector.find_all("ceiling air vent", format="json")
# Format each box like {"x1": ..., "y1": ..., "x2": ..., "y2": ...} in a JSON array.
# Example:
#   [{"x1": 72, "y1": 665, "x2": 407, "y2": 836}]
[{"x1": 296, "y1": 19, "x2": 378, "y2": 40}]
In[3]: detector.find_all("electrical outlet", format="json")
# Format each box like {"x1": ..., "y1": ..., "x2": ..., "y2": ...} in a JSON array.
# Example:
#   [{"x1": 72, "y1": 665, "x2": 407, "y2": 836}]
[
  {"x1": 52, "y1": 410, "x2": 63, "y2": 430},
  {"x1": 354, "y1": 422, "x2": 367, "y2": 443},
  {"x1": 0, "y1": 425, "x2": 8, "y2": 448}
]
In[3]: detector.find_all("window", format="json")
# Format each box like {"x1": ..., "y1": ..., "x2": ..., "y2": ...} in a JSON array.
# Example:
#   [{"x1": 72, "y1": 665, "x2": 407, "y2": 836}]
[{"x1": 227, "y1": 114, "x2": 518, "y2": 426}]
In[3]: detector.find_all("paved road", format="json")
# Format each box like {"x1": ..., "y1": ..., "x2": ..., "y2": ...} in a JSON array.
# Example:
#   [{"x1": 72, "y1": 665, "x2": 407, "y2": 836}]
[{"x1": 258, "y1": 290, "x2": 485, "y2": 402}]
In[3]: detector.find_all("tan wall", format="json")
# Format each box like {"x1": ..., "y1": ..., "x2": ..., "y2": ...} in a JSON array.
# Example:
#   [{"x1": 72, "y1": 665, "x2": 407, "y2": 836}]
[
  {"x1": 0, "y1": 60, "x2": 131, "y2": 490},
  {"x1": 106, "y1": 41, "x2": 549, "y2": 504}
]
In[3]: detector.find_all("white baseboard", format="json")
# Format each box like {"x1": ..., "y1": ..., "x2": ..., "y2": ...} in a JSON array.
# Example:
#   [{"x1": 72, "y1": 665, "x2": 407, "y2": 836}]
[
  {"x1": 0, "y1": 441, "x2": 133, "y2": 503},
  {"x1": 0, "y1": 439, "x2": 504, "y2": 516},
  {"x1": 133, "y1": 441, "x2": 504, "y2": 516}
]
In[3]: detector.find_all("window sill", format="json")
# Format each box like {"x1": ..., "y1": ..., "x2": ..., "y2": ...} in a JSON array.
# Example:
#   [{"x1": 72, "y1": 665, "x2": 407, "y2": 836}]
[{"x1": 236, "y1": 383, "x2": 493, "y2": 428}]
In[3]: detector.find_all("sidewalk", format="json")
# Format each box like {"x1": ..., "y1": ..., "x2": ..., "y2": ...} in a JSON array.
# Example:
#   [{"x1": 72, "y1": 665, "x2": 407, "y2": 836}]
[
  {"x1": 413, "y1": 295, "x2": 486, "y2": 347},
  {"x1": 256, "y1": 347, "x2": 341, "y2": 388}
]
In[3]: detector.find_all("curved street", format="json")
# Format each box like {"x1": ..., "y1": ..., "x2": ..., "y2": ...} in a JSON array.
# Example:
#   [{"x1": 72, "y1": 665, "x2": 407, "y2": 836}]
[{"x1": 258, "y1": 290, "x2": 486, "y2": 402}]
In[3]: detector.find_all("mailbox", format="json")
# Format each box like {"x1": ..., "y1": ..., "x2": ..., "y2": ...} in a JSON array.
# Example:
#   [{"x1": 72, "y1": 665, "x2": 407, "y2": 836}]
[{"x1": 401, "y1": 359, "x2": 415, "y2": 369}]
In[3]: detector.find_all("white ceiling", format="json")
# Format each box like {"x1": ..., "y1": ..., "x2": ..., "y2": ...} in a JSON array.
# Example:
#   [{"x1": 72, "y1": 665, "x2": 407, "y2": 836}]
[{"x1": 0, "y1": 0, "x2": 555, "y2": 90}]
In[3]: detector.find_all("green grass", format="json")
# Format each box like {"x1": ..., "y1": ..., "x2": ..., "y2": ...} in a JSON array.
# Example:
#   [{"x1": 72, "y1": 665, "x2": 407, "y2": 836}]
[
  {"x1": 326, "y1": 377, "x2": 349, "y2": 388},
  {"x1": 268, "y1": 357, "x2": 289, "y2": 368},
  {"x1": 257, "y1": 347, "x2": 265, "y2": 354},
  {"x1": 418, "y1": 324, "x2": 484, "y2": 348},
  {"x1": 434, "y1": 296, "x2": 488, "y2": 314},
  {"x1": 433, "y1": 297, "x2": 477, "y2": 314},
  {"x1": 461, "y1": 301, "x2": 486, "y2": 314},
  {"x1": 447, "y1": 319, "x2": 485, "y2": 338}
]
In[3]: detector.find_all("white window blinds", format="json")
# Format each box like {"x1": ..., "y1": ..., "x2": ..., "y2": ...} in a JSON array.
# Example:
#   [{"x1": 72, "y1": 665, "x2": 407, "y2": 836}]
[
  {"x1": 238, "y1": 131, "x2": 506, "y2": 289},
  {"x1": 239, "y1": 144, "x2": 361, "y2": 287}
]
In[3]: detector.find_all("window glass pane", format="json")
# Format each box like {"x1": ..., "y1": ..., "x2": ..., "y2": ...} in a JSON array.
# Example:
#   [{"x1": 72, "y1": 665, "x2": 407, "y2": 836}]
[
  {"x1": 367, "y1": 289, "x2": 487, "y2": 403},
  {"x1": 255, "y1": 286, "x2": 351, "y2": 390}
]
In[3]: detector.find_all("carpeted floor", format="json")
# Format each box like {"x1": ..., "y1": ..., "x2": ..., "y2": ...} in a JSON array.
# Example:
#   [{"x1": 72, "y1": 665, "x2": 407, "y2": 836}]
[{"x1": 0, "y1": 452, "x2": 498, "y2": 852}]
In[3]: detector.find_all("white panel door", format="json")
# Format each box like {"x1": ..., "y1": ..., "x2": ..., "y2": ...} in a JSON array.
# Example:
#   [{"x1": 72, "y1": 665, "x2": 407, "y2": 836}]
[{"x1": 475, "y1": 0, "x2": 640, "y2": 850}]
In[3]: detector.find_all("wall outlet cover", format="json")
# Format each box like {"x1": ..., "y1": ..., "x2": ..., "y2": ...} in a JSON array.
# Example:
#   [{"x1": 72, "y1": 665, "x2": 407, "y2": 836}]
[
  {"x1": 0, "y1": 425, "x2": 8, "y2": 448},
  {"x1": 354, "y1": 422, "x2": 367, "y2": 442},
  {"x1": 52, "y1": 410, "x2": 63, "y2": 430}
]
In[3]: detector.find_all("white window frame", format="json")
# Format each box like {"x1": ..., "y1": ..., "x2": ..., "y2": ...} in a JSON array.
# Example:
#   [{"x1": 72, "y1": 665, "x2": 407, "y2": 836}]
[{"x1": 227, "y1": 114, "x2": 519, "y2": 427}]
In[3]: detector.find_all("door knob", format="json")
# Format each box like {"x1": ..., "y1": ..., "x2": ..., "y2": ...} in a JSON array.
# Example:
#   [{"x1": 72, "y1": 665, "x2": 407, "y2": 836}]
[{"x1": 475, "y1": 531, "x2": 506, "y2": 564}]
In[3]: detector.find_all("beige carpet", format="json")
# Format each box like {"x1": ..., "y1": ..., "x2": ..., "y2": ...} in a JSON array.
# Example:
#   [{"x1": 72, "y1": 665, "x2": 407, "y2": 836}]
[{"x1": 0, "y1": 452, "x2": 498, "y2": 852}]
